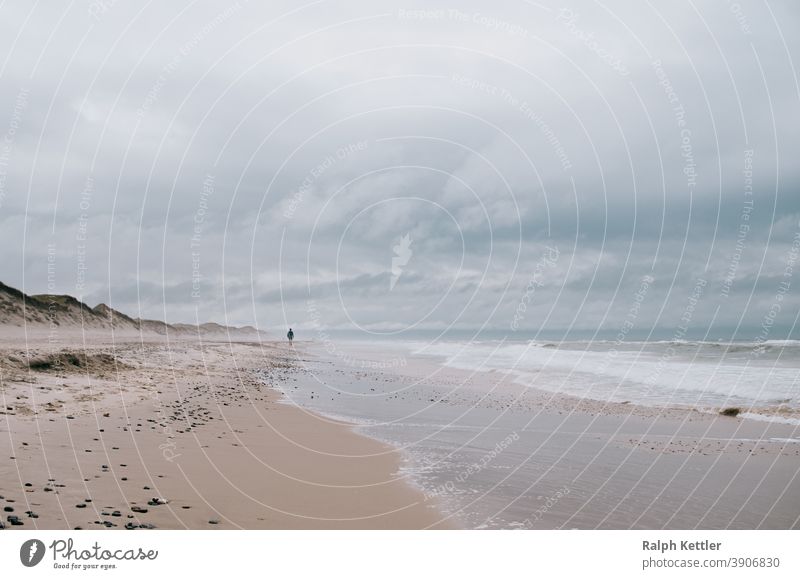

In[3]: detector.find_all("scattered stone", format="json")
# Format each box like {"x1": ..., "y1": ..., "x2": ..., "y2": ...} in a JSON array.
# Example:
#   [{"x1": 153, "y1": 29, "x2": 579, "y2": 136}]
[
  {"x1": 131, "y1": 506, "x2": 148, "y2": 514},
  {"x1": 3, "y1": 506, "x2": 13, "y2": 512},
  {"x1": 125, "y1": 522, "x2": 156, "y2": 530},
  {"x1": 7, "y1": 515, "x2": 23, "y2": 526},
  {"x1": 76, "y1": 504, "x2": 87, "y2": 509},
  {"x1": 147, "y1": 497, "x2": 167, "y2": 506},
  {"x1": 208, "y1": 519, "x2": 219, "y2": 525}
]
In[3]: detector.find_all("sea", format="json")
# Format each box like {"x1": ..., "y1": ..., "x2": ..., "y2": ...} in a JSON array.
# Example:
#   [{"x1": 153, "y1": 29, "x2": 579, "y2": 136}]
[{"x1": 266, "y1": 335, "x2": 800, "y2": 528}]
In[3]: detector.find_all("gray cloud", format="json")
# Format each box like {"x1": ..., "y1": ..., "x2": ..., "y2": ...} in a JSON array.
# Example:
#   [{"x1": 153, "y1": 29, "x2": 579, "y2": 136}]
[{"x1": 1, "y1": 0, "x2": 799, "y2": 339}]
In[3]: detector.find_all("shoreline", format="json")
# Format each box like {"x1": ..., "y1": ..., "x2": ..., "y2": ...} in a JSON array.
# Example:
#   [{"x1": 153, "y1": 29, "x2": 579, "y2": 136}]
[
  {"x1": 4, "y1": 333, "x2": 798, "y2": 529},
  {"x1": 288, "y1": 340, "x2": 800, "y2": 529},
  {"x1": 0, "y1": 335, "x2": 450, "y2": 529}
]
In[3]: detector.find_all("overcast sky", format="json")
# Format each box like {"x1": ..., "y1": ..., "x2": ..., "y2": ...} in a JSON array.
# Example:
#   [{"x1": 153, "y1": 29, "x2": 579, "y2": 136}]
[{"x1": 1, "y1": 1, "x2": 799, "y2": 339}]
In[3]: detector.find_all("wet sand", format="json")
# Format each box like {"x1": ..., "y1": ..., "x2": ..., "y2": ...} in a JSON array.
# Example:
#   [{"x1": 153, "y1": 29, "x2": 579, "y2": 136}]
[
  {"x1": 285, "y1": 341, "x2": 800, "y2": 529},
  {"x1": 0, "y1": 333, "x2": 447, "y2": 529}
]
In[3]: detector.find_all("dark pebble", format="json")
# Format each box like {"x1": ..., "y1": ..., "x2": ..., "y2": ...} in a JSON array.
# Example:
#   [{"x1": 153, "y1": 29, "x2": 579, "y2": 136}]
[{"x1": 125, "y1": 522, "x2": 156, "y2": 530}]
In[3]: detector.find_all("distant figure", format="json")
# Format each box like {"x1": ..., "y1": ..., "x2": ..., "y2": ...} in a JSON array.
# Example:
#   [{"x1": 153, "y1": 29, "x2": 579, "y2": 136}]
[{"x1": 287, "y1": 328, "x2": 294, "y2": 342}]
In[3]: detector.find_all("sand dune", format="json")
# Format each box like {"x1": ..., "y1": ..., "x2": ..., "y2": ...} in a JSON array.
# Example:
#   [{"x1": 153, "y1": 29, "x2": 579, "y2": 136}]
[{"x1": 0, "y1": 281, "x2": 264, "y2": 339}]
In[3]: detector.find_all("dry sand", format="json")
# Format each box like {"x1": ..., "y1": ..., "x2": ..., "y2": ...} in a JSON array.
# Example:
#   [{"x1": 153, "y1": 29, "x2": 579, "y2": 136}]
[{"x1": 0, "y1": 331, "x2": 448, "y2": 529}]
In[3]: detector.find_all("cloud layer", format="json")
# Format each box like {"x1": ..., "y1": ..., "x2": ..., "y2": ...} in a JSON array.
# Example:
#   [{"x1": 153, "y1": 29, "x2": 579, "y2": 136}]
[{"x1": 1, "y1": 0, "x2": 799, "y2": 339}]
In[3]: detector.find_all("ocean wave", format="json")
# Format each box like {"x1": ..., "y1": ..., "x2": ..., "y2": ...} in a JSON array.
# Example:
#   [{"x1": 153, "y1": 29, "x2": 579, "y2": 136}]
[{"x1": 413, "y1": 340, "x2": 800, "y2": 411}]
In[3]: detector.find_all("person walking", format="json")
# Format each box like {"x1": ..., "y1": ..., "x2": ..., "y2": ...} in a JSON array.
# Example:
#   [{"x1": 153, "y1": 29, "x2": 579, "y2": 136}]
[{"x1": 287, "y1": 328, "x2": 294, "y2": 342}]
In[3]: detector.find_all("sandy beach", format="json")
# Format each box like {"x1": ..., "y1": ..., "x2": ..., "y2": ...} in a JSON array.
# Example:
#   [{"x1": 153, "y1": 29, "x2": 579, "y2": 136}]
[
  {"x1": 0, "y1": 332, "x2": 447, "y2": 529},
  {"x1": 2, "y1": 331, "x2": 799, "y2": 530}
]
